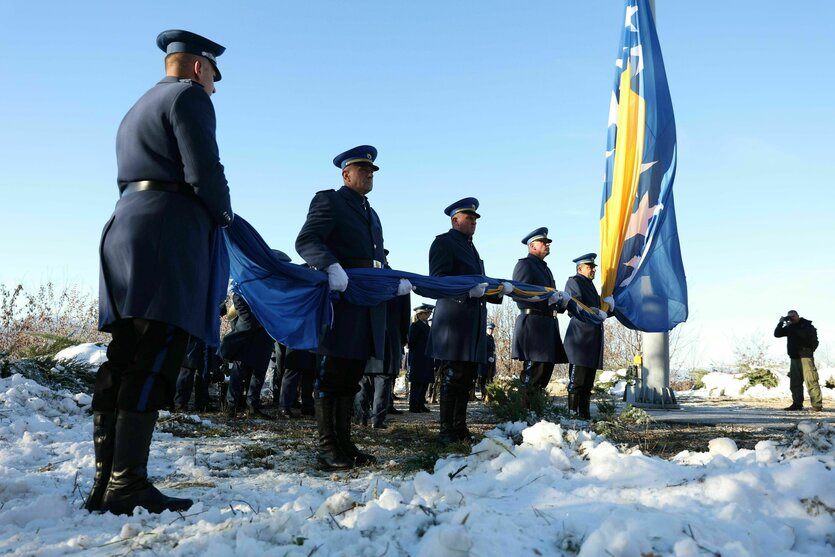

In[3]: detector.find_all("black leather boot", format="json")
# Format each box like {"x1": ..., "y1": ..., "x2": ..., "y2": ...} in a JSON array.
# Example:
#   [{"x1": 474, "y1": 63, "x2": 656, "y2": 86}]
[
  {"x1": 315, "y1": 398, "x2": 353, "y2": 469},
  {"x1": 453, "y1": 387, "x2": 473, "y2": 442},
  {"x1": 84, "y1": 411, "x2": 116, "y2": 512},
  {"x1": 335, "y1": 396, "x2": 376, "y2": 465},
  {"x1": 101, "y1": 410, "x2": 193, "y2": 515},
  {"x1": 567, "y1": 392, "x2": 578, "y2": 415},
  {"x1": 437, "y1": 389, "x2": 458, "y2": 446},
  {"x1": 578, "y1": 394, "x2": 592, "y2": 420}
]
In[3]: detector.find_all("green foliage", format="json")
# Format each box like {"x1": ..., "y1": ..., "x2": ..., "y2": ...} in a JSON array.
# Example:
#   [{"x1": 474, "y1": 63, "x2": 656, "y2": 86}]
[
  {"x1": 593, "y1": 404, "x2": 653, "y2": 439},
  {"x1": 824, "y1": 378, "x2": 835, "y2": 390},
  {"x1": 742, "y1": 367, "x2": 778, "y2": 391},
  {"x1": 486, "y1": 377, "x2": 566, "y2": 424},
  {"x1": 8, "y1": 355, "x2": 97, "y2": 394},
  {"x1": 691, "y1": 370, "x2": 710, "y2": 390}
]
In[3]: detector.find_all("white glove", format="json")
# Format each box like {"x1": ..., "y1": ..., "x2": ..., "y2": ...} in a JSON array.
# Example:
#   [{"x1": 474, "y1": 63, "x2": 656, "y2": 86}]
[
  {"x1": 548, "y1": 290, "x2": 572, "y2": 306},
  {"x1": 500, "y1": 282, "x2": 514, "y2": 297},
  {"x1": 488, "y1": 356, "x2": 495, "y2": 363},
  {"x1": 397, "y1": 278, "x2": 413, "y2": 296},
  {"x1": 558, "y1": 290, "x2": 572, "y2": 304},
  {"x1": 603, "y1": 296, "x2": 615, "y2": 310},
  {"x1": 596, "y1": 308, "x2": 608, "y2": 320},
  {"x1": 326, "y1": 263, "x2": 349, "y2": 292},
  {"x1": 468, "y1": 282, "x2": 488, "y2": 298}
]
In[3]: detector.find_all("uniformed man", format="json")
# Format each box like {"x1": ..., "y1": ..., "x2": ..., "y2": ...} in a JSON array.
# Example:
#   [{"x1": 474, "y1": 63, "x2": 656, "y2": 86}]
[
  {"x1": 295, "y1": 145, "x2": 411, "y2": 468},
  {"x1": 90, "y1": 30, "x2": 231, "y2": 515},
  {"x1": 511, "y1": 228, "x2": 572, "y2": 400},
  {"x1": 219, "y1": 292, "x2": 276, "y2": 419},
  {"x1": 428, "y1": 198, "x2": 511, "y2": 445},
  {"x1": 563, "y1": 253, "x2": 614, "y2": 419},
  {"x1": 407, "y1": 304, "x2": 434, "y2": 412}
]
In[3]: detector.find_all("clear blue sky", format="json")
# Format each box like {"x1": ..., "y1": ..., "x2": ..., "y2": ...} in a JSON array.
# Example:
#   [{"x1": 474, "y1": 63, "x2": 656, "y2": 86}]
[{"x1": 1, "y1": 1, "x2": 833, "y2": 367}]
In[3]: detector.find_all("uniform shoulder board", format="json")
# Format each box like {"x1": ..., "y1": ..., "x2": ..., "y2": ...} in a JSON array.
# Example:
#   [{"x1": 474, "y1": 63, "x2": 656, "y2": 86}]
[
  {"x1": 314, "y1": 188, "x2": 336, "y2": 195},
  {"x1": 178, "y1": 78, "x2": 199, "y2": 86}
]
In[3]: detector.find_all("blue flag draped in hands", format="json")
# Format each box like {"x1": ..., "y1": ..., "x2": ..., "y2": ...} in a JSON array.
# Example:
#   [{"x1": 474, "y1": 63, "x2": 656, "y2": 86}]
[{"x1": 599, "y1": 0, "x2": 687, "y2": 332}]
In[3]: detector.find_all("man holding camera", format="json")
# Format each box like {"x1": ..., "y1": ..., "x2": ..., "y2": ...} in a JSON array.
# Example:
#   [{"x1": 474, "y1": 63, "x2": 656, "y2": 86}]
[{"x1": 774, "y1": 310, "x2": 823, "y2": 411}]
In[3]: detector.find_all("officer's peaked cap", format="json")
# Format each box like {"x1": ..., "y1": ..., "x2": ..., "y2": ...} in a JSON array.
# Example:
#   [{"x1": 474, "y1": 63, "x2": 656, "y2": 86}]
[
  {"x1": 444, "y1": 197, "x2": 480, "y2": 218},
  {"x1": 522, "y1": 227, "x2": 552, "y2": 245},
  {"x1": 334, "y1": 145, "x2": 379, "y2": 171},
  {"x1": 157, "y1": 29, "x2": 226, "y2": 81}
]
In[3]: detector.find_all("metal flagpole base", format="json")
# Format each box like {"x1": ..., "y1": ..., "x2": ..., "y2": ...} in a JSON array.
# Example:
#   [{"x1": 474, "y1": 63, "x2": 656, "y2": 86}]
[{"x1": 625, "y1": 331, "x2": 680, "y2": 409}]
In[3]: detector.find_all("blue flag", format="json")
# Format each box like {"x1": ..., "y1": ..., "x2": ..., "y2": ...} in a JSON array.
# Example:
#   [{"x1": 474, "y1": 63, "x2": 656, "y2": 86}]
[{"x1": 599, "y1": 0, "x2": 687, "y2": 332}]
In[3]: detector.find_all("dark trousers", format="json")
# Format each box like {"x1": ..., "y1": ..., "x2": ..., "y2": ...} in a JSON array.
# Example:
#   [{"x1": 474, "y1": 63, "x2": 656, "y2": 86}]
[
  {"x1": 174, "y1": 366, "x2": 210, "y2": 410},
  {"x1": 226, "y1": 361, "x2": 267, "y2": 410},
  {"x1": 279, "y1": 367, "x2": 315, "y2": 412},
  {"x1": 316, "y1": 356, "x2": 365, "y2": 398},
  {"x1": 92, "y1": 319, "x2": 189, "y2": 413},
  {"x1": 521, "y1": 361, "x2": 556, "y2": 390},
  {"x1": 568, "y1": 364, "x2": 596, "y2": 397},
  {"x1": 355, "y1": 375, "x2": 392, "y2": 426},
  {"x1": 409, "y1": 382, "x2": 429, "y2": 410}
]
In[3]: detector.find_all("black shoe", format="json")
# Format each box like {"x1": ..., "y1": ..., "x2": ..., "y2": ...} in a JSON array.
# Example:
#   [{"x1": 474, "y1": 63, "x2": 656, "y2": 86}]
[
  {"x1": 101, "y1": 410, "x2": 193, "y2": 515},
  {"x1": 371, "y1": 422, "x2": 388, "y2": 429},
  {"x1": 387, "y1": 406, "x2": 403, "y2": 415},
  {"x1": 409, "y1": 408, "x2": 422, "y2": 413},
  {"x1": 783, "y1": 405, "x2": 803, "y2": 411},
  {"x1": 420, "y1": 405, "x2": 431, "y2": 413},
  {"x1": 811, "y1": 406, "x2": 824, "y2": 412},
  {"x1": 84, "y1": 412, "x2": 116, "y2": 512},
  {"x1": 277, "y1": 408, "x2": 296, "y2": 419},
  {"x1": 246, "y1": 406, "x2": 275, "y2": 420}
]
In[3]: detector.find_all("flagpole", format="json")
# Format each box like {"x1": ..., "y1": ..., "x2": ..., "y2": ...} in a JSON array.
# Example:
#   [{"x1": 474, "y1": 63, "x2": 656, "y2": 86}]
[{"x1": 627, "y1": 0, "x2": 680, "y2": 410}]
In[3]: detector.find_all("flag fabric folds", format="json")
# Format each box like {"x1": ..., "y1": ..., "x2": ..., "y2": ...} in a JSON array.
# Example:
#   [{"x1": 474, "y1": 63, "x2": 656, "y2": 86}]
[
  {"x1": 600, "y1": 0, "x2": 688, "y2": 332},
  {"x1": 222, "y1": 217, "x2": 605, "y2": 351}
]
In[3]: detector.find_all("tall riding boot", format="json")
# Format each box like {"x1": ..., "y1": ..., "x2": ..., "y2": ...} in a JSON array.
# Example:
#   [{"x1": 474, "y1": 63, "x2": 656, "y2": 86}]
[
  {"x1": 101, "y1": 410, "x2": 193, "y2": 515},
  {"x1": 567, "y1": 392, "x2": 578, "y2": 415},
  {"x1": 84, "y1": 411, "x2": 116, "y2": 512},
  {"x1": 438, "y1": 389, "x2": 457, "y2": 446},
  {"x1": 578, "y1": 393, "x2": 592, "y2": 420},
  {"x1": 315, "y1": 397, "x2": 353, "y2": 469},
  {"x1": 453, "y1": 387, "x2": 473, "y2": 442},
  {"x1": 335, "y1": 396, "x2": 376, "y2": 465}
]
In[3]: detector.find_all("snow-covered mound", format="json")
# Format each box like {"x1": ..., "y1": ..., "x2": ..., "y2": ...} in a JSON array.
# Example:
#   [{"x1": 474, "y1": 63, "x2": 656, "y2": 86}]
[
  {"x1": 54, "y1": 342, "x2": 107, "y2": 369},
  {"x1": 0, "y1": 372, "x2": 833, "y2": 556},
  {"x1": 696, "y1": 368, "x2": 835, "y2": 400}
]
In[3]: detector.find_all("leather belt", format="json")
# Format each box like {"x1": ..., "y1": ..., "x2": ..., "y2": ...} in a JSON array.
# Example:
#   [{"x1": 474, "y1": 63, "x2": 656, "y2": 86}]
[
  {"x1": 341, "y1": 258, "x2": 383, "y2": 269},
  {"x1": 120, "y1": 180, "x2": 194, "y2": 197},
  {"x1": 523, "y1": 308, "x2": 555, "y2": 317}
]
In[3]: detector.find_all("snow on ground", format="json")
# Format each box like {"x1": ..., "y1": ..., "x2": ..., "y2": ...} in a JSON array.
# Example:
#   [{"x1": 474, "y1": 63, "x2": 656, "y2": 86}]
[
  {"x1": 693, "y1": 368, "x2": 835, "y2": 401},
  {"x1": 1, "y1": 356, "x2": 834, "y2": 556},
  {"x1": 54, "y1": 343, "x2": 108, "y2": 369},
  {"x1": 600, "y1": 367, "x2": 835, "y2": 402}
]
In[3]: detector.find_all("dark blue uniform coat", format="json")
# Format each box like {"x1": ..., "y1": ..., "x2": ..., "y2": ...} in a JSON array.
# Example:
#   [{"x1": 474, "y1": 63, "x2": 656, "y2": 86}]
[
  {"x1": 511, "y1": 255, "x2": 568, "y2": 364},
  {"x1": 383, "y1": 294, "x2": 411, "y2": 376},
  {"x1": 219, "y1": 294, "x2": 275, "y2": 371},
  {"x1": 99, "y1": 77, "x2": 232, "y2": 342},
  {"x1": 295, "y1": 186, "x2": 386, "y2": 360},
  {"x1": 563, "y1": 274, "x2": 606, "y2": 369},
  {"x1": 427, "y1": 229, "x2": 500, "y2": 363},
  {"x1": 407, "y1": 319, "x2": 434, "y2": 383}
]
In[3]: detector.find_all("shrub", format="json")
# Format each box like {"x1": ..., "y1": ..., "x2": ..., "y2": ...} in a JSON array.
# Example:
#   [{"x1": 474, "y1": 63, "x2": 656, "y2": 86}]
[
  {"x1": 1, "y1": 283, "x2": 108, "y2": 358},
  {"x1": 742, "y1": 367, "x2": 778, "y2": 391},
  {"x1": 825, "y1": 378, "x2": 835, "y2": 390},
  {"x1": 486, "y1": 377, "x2": 566, "y2": 423}
]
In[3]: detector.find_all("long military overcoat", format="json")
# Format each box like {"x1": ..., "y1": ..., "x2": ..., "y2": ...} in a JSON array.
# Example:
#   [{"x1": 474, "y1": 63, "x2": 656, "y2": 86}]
[
  {"x1": 407, "y1": 319, "x2": 434, "y2": 383},
  {"x1": 511, "y1": 254, "x2": 568, "y2": 364},
  {"x1": 99, "y1": 77, "x2": 232, "y2": 343},
  {"x1": 427, "y1": 229, "x2": 500, "y2": 363},
  {"x1": 295, "y1": 186, "x2": 386, "y2": 360},
  {"x1": 563, "y1": 273, "x2": 606, "y2": 369}
]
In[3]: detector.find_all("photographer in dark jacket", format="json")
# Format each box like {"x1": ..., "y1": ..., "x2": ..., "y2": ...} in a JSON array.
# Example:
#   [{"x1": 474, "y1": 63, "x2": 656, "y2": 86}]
[{"x1": 774, "y1": 310, "x2": 822, "y2": 411}]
